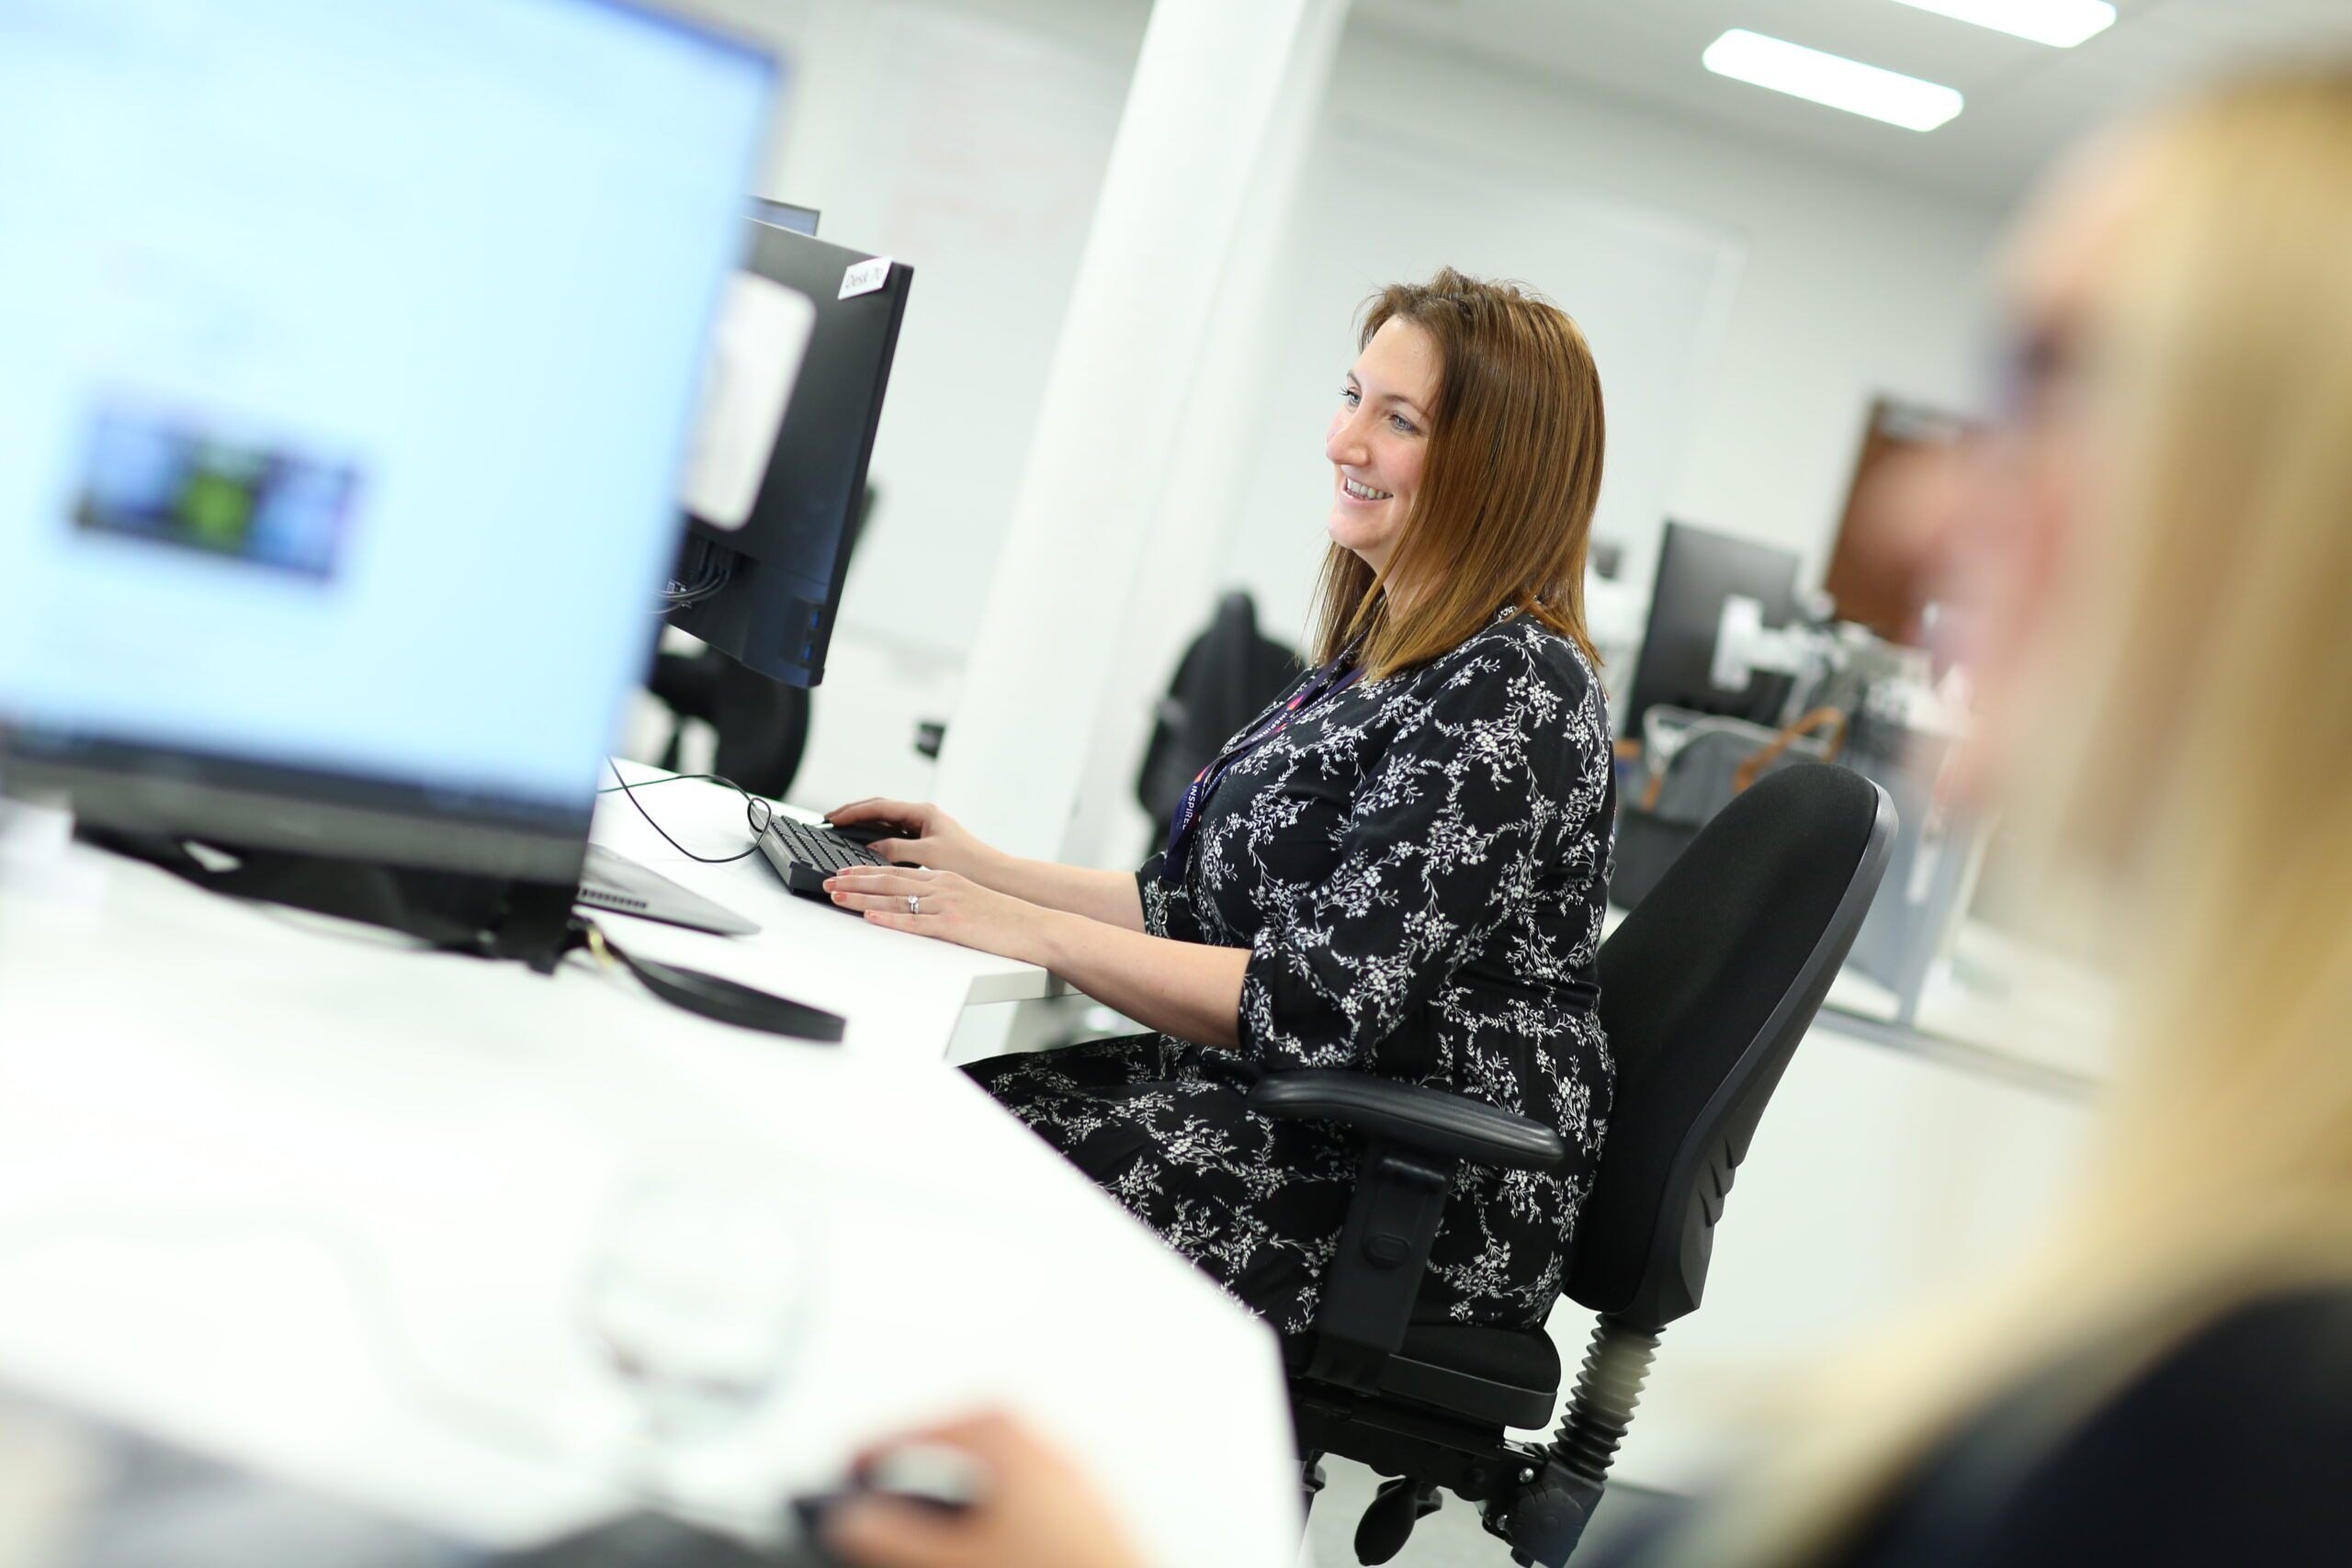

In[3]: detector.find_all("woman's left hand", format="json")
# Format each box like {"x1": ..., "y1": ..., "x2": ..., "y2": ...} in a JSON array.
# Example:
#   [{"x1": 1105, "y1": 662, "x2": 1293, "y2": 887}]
[{"x1": 824, "y1": 864, "x2": 1049, "y2": 962}]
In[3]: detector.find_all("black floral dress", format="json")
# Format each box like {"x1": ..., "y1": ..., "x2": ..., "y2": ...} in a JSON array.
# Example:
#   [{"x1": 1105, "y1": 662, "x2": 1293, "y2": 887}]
[{"x1": 965, "y1": 609, "x2": 1615, "y2": 1333}]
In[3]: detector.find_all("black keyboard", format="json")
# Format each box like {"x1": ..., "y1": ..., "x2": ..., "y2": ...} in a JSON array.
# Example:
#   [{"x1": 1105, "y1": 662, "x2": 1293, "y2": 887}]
[{"x1": 757, "y1": 813, "x2": 890, "y2": 897}]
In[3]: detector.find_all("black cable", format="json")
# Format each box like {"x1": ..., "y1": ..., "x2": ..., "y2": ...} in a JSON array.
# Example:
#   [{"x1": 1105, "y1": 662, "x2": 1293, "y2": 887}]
[
  {"x1": 655, "y1": 581, "x2": 717, "y2": 612},
  {"x1": 656, "y1": 536, "x2": 733, "y2": 611},
  {"x1": 604, "y1": 759, "x2": 770, "y2": 863},
  {"x1": 659, "y1": 568, "x2": 729, "y2": 610},
  {"x1": 572, "y1": 918, "x2": 845, "y2": 1043},
  {"x1": 595, "y1": 772, "x2": 743, "y2": 796}
]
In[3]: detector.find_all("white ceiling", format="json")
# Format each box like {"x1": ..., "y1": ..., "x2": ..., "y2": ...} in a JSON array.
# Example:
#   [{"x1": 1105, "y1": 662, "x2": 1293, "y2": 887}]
[{"x1": 1348, "y1": 0, "x2": 2352, "y2": 206}]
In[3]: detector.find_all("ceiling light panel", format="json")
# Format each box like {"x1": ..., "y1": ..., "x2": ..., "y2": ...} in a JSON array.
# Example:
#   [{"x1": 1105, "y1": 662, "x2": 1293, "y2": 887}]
[
  {"x1": 1702, "y1": 29, "x2": 1964, "y2": 132},
  {"x1": 1888, "y1": 0, "x2": 2117, "y2": 49}
]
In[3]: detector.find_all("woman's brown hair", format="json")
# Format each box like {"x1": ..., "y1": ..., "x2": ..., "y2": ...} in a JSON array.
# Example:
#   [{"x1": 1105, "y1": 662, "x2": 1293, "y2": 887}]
[{"x1": 1307, "y1": 267, "x2": 1607, "y2": 680}]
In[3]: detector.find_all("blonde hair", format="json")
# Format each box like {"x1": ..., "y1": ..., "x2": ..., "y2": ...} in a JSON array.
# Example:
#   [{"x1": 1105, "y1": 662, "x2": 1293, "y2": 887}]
[
  {"x1": 1679, "y1": 67, "x2": 2352, "y2": 1566},
  {"x1": 1308, "y1": 268, "x2": 1606, "y2": 680}
]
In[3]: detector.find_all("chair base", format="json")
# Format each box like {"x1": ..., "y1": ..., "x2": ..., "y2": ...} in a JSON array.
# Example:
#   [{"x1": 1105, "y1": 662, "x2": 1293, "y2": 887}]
[
  {"x1": 1295, "y1": 1382, "x2": 1542, "y2": 1506},
  {"x1": 1293, "y1": 1384, "x2": 1609, "y2": 1567}
]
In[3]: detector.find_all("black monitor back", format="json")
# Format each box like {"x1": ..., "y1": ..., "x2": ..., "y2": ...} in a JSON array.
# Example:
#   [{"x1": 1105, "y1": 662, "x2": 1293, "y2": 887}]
[
  {"x1": 1621, "y1": 520, "x2": 1801, "y2": 739},
  {"x1": 667, "y1": 225, "x2": 910, "y2": 687}
]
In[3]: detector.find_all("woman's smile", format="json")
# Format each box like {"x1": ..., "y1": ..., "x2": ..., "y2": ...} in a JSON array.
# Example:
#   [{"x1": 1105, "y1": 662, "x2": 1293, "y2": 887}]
[{"x1": 1324, "y1": 316, "x2": 1438, "y2": 574}]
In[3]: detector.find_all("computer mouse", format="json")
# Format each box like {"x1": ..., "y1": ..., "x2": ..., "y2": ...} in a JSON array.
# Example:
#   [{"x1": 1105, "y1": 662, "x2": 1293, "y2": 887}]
[
  {"x1": 790, "y1": 1442, "x2": 983, "y2": 1544},
  {"x1": 830, "y1": 818, "x2": 918, "y2": 850}
]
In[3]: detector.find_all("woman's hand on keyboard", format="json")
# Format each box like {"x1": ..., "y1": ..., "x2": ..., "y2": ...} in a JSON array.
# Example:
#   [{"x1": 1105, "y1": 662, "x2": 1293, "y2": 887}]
[
  {"x1": 823, "y1": 864, "x2": 1045, "y2": 964},
  {"x1": 826, "y1": 797, "x2": 1001, "y2": 886}
]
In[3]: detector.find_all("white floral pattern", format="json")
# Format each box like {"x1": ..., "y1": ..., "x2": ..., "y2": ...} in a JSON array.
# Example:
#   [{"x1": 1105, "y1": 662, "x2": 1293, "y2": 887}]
[{"x1": 966, "y1": 611, "x2": 1614, "y2": 1332}]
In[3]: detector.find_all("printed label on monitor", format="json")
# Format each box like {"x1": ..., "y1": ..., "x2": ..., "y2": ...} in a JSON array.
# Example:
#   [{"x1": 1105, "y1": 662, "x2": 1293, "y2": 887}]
[
  {"x1": 68, "y1": 398, "x2": 362, "y2": 583},
  {"x1": 838, "y1": 256, "x2": 893, "y2": 299}
]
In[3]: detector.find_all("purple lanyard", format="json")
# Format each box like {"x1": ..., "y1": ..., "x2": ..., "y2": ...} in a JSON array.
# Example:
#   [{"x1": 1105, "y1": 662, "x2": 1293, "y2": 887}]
[{"x1": 1160, "y1": 659, "x2": 1363, "y2": 885}]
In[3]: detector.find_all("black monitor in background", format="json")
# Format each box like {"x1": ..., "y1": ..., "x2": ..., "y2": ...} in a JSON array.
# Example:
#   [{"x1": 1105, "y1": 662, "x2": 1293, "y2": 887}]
[
  {"x1": 666, "y1": 225, "x2": 910, "y2": 687},
  {"x1": 0, "y1": 0, "x2": 776, "y2": 886},
  {"x1": 1620, "y1": 521, "x2": 1804, "y2": 740},
  {"x1": 747, "y1": 197, "x2": 820, "y2": 235}
]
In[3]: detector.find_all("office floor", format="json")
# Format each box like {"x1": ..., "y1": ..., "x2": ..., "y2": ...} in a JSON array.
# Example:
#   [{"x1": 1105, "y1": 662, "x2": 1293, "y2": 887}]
[{"x1": 1307, "y1": 1457, "x2": 1683, "y2": 1567}]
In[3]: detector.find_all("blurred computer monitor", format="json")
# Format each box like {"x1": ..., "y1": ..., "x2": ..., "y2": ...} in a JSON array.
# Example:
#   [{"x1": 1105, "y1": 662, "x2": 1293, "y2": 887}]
[
  {"x1": 748, "y1": 197, "x2": 821, "y2": 235},
  {"x1": 1621, "y1": 521, "x2": 1803, "y2": 739},
  {"x1": 0, "y1": 0, "x2": 778, "y2": 883},
  {"x1": 666, "y1": 226, "x2": 911, "y2": 687},
  {"x1": 1825, "y1": 397, "x2": 1973, "y2": 647}
]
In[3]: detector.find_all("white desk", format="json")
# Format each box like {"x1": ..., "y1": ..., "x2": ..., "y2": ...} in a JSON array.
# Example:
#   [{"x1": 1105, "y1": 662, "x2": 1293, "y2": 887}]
[
  {"x1": 0, "y1": 818, "x2": 1297, "y2": 1566},
  {"x1": 588, "y1": 761, "x2": 1068, "y2": 1066}
]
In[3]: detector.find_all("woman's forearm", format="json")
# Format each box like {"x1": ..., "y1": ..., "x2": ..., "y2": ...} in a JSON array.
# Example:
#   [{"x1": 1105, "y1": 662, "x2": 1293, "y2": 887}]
[
  {"x1": 1027, "y1": 911, "x2": 1248, "y2": 1050},
  {"x1": 979, "y1": 854, "x2": 1147, "y2": 932}
]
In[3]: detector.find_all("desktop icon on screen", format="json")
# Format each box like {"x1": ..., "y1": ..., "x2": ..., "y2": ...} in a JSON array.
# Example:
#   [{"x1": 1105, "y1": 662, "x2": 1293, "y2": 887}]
[{"x1": 71, "y1": 399, "x2": 364, "y2": 583}]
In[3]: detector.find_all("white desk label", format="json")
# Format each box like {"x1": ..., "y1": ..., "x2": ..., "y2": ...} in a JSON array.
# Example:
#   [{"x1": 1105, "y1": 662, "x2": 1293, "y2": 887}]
[{"x1": 839, "y1": 256, "x2": 893, "y2": 299}]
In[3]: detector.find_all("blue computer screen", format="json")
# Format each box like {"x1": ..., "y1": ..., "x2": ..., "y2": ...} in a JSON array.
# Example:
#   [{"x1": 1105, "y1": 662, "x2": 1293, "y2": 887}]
[{"x1": 0, "y1": 0, "x2": 777, "y2": 814}]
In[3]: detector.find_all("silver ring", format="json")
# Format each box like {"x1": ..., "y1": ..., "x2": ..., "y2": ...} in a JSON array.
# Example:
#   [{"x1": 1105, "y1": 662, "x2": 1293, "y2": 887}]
[{"x1": 906, "y1": 894, "x2": 922, "y2": 916}]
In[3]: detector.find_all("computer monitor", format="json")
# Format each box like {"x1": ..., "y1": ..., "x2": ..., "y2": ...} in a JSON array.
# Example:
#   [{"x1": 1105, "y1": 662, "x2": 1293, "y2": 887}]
[
  {"x1": 748, "y1": 197, "x2": 822, "y2": 236},
  {"x1": 1621, "y1": 521, "x2": 1804, "y2": 739},
  {"x1": 1826, "y1": 397, "x2": 1973, "y2": 647},
  {"x1": 665, "y1": 227, "x2": 911, "y2": 687},
  {"x1": 0, "y1": 0, "x2": 778, "y2": 883}
]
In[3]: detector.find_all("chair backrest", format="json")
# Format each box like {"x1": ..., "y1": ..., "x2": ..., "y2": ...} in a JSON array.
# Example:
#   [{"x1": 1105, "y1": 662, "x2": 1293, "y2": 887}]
[
  {"x1": 648, "y1": 648, "x2": 811, "y2": 800},
  {"x1": 1568, "y1": 761, "x2": 1895, "y2": 1330},
  {"x1": 1136, "y1": 591, "x2": 1301, "y2": 822}
]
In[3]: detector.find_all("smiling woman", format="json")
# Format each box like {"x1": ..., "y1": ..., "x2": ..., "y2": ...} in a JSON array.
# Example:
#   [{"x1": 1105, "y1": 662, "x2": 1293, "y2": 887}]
[
  {"x1": 824, "y1": 268, "x2": 1617, "y2": 1335},
  {"x1": 1315, "y1": 267, "x2": 1609, "y2": 679}
]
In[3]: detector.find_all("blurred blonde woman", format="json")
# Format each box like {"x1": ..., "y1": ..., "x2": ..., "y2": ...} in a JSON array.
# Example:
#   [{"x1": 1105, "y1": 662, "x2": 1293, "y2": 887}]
[
  {"x1": 819, "y1": 65, "x2": 2352, "y2": 1568},
  {"x1": 1624, "y1": 62, "x2": 2352, "y2": 1568}
]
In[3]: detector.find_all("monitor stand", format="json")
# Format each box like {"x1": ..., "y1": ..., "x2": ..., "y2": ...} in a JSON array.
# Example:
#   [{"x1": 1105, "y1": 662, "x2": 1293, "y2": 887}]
[
  {"x1": 71, "y1": 826, "x2": 847, "y2": 1042},
  {"x1": 75, "y1": 825, "x2": 580, "y2": 973}
]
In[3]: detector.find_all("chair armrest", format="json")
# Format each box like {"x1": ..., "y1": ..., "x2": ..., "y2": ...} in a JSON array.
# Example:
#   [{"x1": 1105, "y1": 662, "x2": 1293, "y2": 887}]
[
  {"x1": 1249, "y1": 1070, "x2": 1567, "y2": 1172},
  {"x1": 1252, "y1": 1070, "x2": 1566, "y2": 1391}
]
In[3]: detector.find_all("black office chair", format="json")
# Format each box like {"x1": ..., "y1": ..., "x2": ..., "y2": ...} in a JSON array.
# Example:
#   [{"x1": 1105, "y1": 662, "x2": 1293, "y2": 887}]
[
  {"x1": 1135, "y1": 590, "x2": 1302, "y2": 826},
  {"x1": 648, "y1": 647, "x2": 812, "y2": 801},
  {"x1": 1249, "y1": 761, "x2": 1896, "y2": 1565},
  {"x1": 644, "y1": 484, "x2": 882, "y2": 797}
]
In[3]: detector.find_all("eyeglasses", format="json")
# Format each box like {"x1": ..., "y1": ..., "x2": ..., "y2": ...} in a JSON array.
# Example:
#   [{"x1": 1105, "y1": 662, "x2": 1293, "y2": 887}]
[{"x1": 1994, "y1": 318, "x2": 2092, "y2": 424}]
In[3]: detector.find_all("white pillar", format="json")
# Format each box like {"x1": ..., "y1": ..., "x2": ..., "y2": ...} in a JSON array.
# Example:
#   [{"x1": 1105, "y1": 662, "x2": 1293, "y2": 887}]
[
  {"x1": 933, "y1": 0, "x2": 1351, "y2": 863},
  {"x1": 1057, "y1": 6, "x2": 1345, "y2": 874}
]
